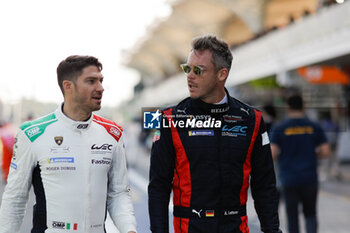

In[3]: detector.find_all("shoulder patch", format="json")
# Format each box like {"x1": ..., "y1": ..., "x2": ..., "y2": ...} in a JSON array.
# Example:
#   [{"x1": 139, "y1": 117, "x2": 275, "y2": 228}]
[
  {"x1": 20, "y1": 113, "x2": 57, "y2": 142},
  {"x1": 92, "y1": 115, "x2": 123, "y2": 142},
  {"x1": 153, "y1": 130, "x2": 161, "y2": 142}
]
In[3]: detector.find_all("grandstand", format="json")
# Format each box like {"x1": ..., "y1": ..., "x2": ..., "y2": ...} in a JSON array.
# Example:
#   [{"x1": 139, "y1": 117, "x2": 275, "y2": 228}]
[{"x1": 123, "y1": 0, "x2": 350, "y2": 117}]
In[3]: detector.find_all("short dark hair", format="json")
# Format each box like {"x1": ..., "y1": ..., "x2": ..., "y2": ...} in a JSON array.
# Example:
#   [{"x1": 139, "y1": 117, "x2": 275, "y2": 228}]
[
  {"x1": 263, "y1": 104, "x2": 277, "y2": 118},
  {"x1": 57, "y1": 55, "x2": 103, "y2": 95},
  {"x1": 191, "y1": 35, "x2": 233, "y2": 72},
  {"x1": 286, "y1": 94, "x2": 303, "y2": 110}
]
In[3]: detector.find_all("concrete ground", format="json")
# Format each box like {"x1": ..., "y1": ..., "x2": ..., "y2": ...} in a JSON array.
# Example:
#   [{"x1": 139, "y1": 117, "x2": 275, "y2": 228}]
[{"x1": 1, "y1": 145, "x2": 350, "y2": 233}]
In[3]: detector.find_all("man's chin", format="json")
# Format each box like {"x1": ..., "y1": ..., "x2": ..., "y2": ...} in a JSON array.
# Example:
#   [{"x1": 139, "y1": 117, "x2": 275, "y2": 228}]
[
  {"x1": 92, "y1": 104, "x2": 102, "y2": 112},
  {"x1": 189, "y1": 92, "x2": 199, "y2": 99}
]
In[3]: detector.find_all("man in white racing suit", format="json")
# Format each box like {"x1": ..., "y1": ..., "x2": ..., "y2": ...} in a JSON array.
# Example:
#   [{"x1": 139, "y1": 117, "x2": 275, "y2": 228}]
[{"x1": 0, "y1": 55, "x2": 137, "y2": 233}]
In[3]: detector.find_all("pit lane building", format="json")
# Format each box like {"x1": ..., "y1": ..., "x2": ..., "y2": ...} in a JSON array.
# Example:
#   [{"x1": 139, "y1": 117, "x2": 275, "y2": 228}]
[
  {"x1": 123, "y1": 0, "x2": 350, "y2": 138},
  {"x1": 124, "y1": 0, "x2": 349, "y2": 112}
]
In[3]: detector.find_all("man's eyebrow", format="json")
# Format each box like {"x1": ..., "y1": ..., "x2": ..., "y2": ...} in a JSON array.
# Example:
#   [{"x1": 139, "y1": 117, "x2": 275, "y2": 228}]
[
  {"x1": 86, "y1": 76, "x2": 104, "y2": 79},
  {"x1": 187, "y1": 63, "x2": 206, "y2": 67}
]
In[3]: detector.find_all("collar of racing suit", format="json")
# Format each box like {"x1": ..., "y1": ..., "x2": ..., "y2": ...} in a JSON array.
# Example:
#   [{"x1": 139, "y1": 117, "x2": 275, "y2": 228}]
[
  {"x1": 55, "y1": 103, "x2": 93, "y2": 132},
  {"x1": 190, "y1": 89, "x2": 231, "y2": 116}
]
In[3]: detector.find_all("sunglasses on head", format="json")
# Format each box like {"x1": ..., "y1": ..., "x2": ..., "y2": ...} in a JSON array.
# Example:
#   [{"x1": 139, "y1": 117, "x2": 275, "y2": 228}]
[{"x1": 180, "y1": 64, "x2": 204, "y2": 76}]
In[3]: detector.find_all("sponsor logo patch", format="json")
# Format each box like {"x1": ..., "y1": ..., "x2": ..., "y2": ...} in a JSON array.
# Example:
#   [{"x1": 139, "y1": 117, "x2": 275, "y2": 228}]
[
  {"x1": 188, "y1": 130, "x2": 214, "y2": 136},
  {"x1": 91, "y1": 159, "x2": 111, "y2": 165},
  {"x1": 50, "y1": 146, "x2": 70, "y2": 153},
  {"x1": 26, "y1": 127, "x2": 41, "y2": 138},
  {"x1": 91, "y1": 144, "x2": 113, "y2": 154},
  {"x1": 12, "y1": 137, "x2": 18, "y2": 161},
  {"x1": 10, "y1": 162, "x2": 17, "y2": 170},
  {"x1": 47, "y1": 157, "x2": 74, "y2": 163},
  {"x1": 177, "y1": 108, "x2": 187, "y2": 115},
  {"x1": 91, "y1": 144, "x2": 112, "y2": 151},
  {"x1": 77, "y1": 124, "x2": 88, "y2": 129},
  {"x1": 222, "y1": 125, "x2": 248, "y2": 137},
  {"x1": 110, "y1": 127, "x2": 121, "y2": 137},
  {"x1": 52, "y1": 221, "x2": 78, "y2": 230},
  {"x1": 262, "y1": 131, "x2": 270, "y2": 146},
  {"x1": 52, "y1": 221, "x2": 65, "y2": 229},
  {"x1": 192, "y1": 209, "x2": 202, "y2": 217},
  {"x1": 54, "y1": 136, "x2": 63, "y2": 146},
  {"x1": 240, "y1": 108, "x2": 250, "y2": 115},
  {"x1": 211, "y1": 107, "x2": 229, "y2": 114},
  {"x1": 223, "y1": 115, "x2": 243, "y2": 123},
  {"x1": 153, "y1": 130, "x2": 161, "y2": 142}
]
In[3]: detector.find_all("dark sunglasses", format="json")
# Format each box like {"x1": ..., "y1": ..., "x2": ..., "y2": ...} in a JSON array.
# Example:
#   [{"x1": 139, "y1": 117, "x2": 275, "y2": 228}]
[{"x1": 180, "y1": 64, "x2": 204, "y2": 76}]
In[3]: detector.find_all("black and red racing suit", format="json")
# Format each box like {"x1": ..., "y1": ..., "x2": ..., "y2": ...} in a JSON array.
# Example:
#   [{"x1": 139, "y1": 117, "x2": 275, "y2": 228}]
[{"x1": 148, "y1": 92, "x2": 281, "y2": 233}]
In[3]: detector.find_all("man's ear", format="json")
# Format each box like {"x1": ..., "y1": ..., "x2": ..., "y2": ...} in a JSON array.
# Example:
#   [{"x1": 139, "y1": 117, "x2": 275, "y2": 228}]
[
  {"x1": 62, "y1": 80, "x2": 74, "y2": 95},
  {"x1": 217, "y1": 68, "x2": 228, "y2": 82}
]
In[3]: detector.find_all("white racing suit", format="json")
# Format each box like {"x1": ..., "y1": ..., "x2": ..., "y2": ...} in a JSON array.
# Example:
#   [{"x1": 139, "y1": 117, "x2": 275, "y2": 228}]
[{"x1": 0, "y1": 104, "x2": 137, "y2": 233}]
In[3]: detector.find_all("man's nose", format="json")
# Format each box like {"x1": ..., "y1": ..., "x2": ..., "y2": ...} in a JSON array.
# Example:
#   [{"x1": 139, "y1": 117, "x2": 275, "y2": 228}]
[
  {"x1": 187, "y1": 70, "x2": 196, "y2": 81},
  {"x1": 97, "y1": 81, "x2": 104, "y2": 92}
]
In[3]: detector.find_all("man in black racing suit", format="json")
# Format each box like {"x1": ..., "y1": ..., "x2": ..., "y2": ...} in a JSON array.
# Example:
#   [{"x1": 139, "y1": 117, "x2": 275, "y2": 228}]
[{"x1": 148, "y1": 35, "x2": 281, "y2": 233}]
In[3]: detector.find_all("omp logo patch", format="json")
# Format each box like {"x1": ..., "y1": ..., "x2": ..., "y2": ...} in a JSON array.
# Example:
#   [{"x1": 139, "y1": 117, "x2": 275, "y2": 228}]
[
  {"x1": 52, "y1": 221, "x2": 78, "y2": 230},
  {"x1": 110, "y1": 127, "x2": 121, "y2": 137},
  {"x1": 26, "y1": 127, "x2": 40, "y2": 138},
  {"x1": 52, "y1": 221, "x2": 65, "y2": 229}
]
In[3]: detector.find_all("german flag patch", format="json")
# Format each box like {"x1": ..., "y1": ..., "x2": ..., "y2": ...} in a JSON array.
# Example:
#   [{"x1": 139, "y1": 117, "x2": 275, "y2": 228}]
[{"x1": 205, "y1": 210, "x2": 215, "y2": 217}]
